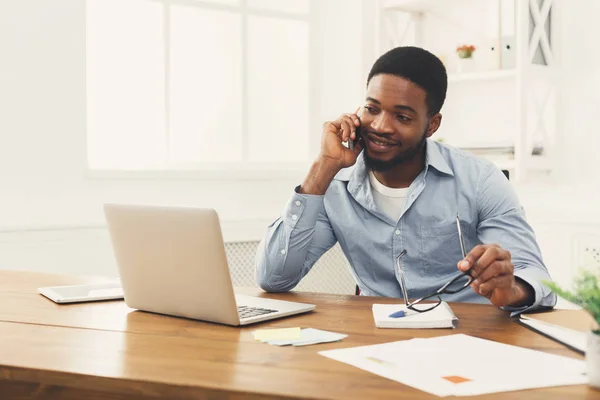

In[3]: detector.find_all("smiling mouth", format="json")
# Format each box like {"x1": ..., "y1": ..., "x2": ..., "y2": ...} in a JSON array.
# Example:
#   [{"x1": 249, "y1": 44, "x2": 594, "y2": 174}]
[{"x1": 367, "y1": 133, "x2": 397, "y2": 147}]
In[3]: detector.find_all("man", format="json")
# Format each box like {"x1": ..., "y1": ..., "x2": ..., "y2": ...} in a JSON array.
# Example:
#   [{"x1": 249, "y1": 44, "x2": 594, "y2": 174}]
[{"x1": 255, "y1": 46, "x2": 556, "y2": 313}]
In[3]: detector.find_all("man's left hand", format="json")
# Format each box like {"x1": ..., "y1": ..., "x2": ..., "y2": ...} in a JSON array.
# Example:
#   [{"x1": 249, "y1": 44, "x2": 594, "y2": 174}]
[{"x1": 457, "y1": 244, "x2": 534, "y2": 307}]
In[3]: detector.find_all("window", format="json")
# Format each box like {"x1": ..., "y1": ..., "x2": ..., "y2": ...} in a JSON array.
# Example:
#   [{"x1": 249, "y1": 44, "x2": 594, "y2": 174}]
[{"x1": 86, "y1": 0, "x2": 311, "y2": 171}]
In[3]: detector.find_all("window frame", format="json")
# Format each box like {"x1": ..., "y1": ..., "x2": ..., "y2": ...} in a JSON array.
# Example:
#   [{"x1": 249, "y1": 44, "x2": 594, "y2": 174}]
[{"x1": 84, "y1": 0, "x2": 318, "y2": 180}]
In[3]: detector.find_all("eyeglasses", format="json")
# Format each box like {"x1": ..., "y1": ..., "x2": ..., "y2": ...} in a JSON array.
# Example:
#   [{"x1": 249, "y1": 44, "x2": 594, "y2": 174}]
[{"x1": 396, "y1": 213, "x2": 475, "y2": 313}]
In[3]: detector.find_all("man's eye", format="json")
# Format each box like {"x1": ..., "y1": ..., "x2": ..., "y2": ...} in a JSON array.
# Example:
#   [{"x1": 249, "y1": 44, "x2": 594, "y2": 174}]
[
  {"x1": 365, "y1": 106, "x2": 378, "y2": 114},
  {"x1": 397, "y1": 115, "x2": 411, "y2": 122}
]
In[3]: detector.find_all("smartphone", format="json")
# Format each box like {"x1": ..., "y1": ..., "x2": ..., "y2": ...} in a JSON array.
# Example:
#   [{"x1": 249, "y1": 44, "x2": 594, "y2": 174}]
[{"x1": 348, "y1": 115, "x2": 362, "y2": 151}]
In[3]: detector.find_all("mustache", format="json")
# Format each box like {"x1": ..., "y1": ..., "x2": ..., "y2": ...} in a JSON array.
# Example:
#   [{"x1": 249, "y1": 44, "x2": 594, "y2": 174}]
[{"x1": 361, "y1": 130, "x2": 400, "y2": 145}]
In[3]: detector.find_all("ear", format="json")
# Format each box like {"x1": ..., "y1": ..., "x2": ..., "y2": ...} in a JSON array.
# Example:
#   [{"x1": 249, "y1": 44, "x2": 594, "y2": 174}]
[{"x1": 426, "y1": 113, "x2": 442, "y2": 138}]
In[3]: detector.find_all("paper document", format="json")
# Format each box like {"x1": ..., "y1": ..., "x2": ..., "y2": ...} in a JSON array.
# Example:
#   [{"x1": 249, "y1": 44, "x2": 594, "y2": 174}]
[
  {"x1": 372, "y1": 302, "x2": 457, "y2": 328},
  {"x1": 519, "y1": 316, "x2": 586, "y2": 353},
  {"x1": 253, "y1": 328, "x2": 347, "y2": 346},
  {"x1": 319, "y1": 334, "x2": 587, "y2": 397}
]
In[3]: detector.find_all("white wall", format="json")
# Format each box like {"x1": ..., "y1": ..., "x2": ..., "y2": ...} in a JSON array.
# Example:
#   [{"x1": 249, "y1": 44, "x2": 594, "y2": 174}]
[
  {"x1": 0, "y1": 0, "x2": 288, "y2": 232},
  {"x1": 558, "y1": 0, "x2": 600, "y2": 186},
  {"x1": 0, "y1": 0, "x2": 364, "y2": 232},
  {"x1": 0, "y1": 0, "x2": 365, "y2": 276},
  {"x1": 1, "y1": 0, "x2": 599, "y2": 288}
]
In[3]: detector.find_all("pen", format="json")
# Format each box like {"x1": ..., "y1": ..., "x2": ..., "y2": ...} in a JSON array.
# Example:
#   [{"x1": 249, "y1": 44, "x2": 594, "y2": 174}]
[
  {"x1": 388, "y1": 310, "x2": 406, "y2": 318},
  {"x1": 388, "y1": 307, "x2": 416, "y2": 318}
]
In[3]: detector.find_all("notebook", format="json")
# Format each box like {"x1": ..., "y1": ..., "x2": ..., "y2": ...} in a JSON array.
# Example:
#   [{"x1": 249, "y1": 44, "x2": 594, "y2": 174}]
[
  {"x1": 516, "y1": 310, "x2": 597, "y2": 354},
  {"x1": 522, "y1": 309, "x2": 598, "y2": 332},
  {"x1": 372, "y1": 302, "x2": 458, "y2": 328},
  {"x1": 517, "y1": 317, "x2": 585, "y2": 354}
]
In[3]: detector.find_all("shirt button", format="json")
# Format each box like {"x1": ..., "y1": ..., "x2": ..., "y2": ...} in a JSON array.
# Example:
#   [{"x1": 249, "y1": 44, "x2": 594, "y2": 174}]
[
  {"x1": 295, "y1": 200, "x2": 301, "y2": 206},
  {"x1": 281, "y1": 249, "x2": 286, "y2": 255},
  {"x1": 291, "y1": 214, "x2": 298, "y2": 220},
  {"x1": 395, "y1": 229, "x2": 401, "y2": 236}
]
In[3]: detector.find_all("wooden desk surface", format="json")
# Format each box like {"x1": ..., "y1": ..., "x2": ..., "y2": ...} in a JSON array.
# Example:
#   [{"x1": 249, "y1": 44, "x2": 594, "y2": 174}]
[{"x1": 0, "y1": 270, "x2": 595, "y2": 400}]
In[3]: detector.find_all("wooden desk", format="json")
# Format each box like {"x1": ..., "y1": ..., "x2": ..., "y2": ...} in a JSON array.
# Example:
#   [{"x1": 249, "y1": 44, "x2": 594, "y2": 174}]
[{"x1": 0, "y1": 271, "x2": 594, "y2": 400}]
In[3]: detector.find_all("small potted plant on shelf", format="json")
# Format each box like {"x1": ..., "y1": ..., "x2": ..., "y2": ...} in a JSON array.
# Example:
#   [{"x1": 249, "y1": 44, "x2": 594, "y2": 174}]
[
  {"x1": 544, "y1": 268, "x2": 600, "y2": 389},
  {"x1": 456, "y1": 44, "x2": 476, "y2": 59},
  {"x1": 456, "y1": 44, "x2": 476, "y2": 73}
]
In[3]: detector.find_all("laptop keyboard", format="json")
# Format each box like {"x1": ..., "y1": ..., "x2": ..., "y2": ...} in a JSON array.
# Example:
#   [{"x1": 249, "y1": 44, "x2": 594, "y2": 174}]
[{"x1": 237, "y1": 305, "x2": 278, "y2": 319}]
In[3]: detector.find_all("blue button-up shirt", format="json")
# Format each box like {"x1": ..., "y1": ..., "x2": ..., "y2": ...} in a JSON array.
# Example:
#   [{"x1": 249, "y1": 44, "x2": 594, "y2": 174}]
[{"x1": 256, "y1": 139, "x2": 556, "y2": 313}]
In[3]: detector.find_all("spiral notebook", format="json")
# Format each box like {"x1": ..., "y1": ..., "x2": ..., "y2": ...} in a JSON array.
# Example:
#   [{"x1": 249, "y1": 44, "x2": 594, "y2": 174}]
[{"x1": 372, "y1": 302, "x2": 458, "y2": 329}]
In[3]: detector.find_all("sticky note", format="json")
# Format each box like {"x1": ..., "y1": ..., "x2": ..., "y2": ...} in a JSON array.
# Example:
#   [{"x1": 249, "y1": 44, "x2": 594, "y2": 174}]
[
  {"x1": 253, "y1": 327, "x2": 302, "y2": 342},
  {"x1": 443, "y1": 375, "x2": 471, "y2": 384},
  {"x1": 267, "y1": 328, "x2": 348, "y2": 346}
]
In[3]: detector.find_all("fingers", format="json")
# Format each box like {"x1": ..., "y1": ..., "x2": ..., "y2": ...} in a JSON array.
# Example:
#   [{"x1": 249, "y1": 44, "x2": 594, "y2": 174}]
[
  {"x1": 458, "y1": 244, "x2": 509, "y2": 277},
  {"x1": 340, "y1": 116, "x2": 355, "y2": 143},
  {"x1": 349, "y1": 111, "x2": 361, "y2": 126},
  {"x1": 478, "y1": 275, "x2": 513, "y2": 297},
  {"x1": 323, "y1": 121, "x2": 339, "y2": 138},
  {"x1": 339, "y1": 113, "x2": 361, "y2": 143},
  {"x1": 475, "y1": 246, "x2": 510, "y2": 273},
  {"x1": 473, "y1": 260, "x2": 513, "y2": 286},
  {"x1": 458, "y1": 244, "x2": 487, "y2": 273},
  {"x1": 323, "y1": 110, "x2": 363, "y2": 149}
]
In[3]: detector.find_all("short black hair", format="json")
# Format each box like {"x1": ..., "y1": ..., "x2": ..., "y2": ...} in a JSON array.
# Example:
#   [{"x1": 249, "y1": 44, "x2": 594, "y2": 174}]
[{"x1": 367, "y1": 46, "x2": 447, "y2": 116}]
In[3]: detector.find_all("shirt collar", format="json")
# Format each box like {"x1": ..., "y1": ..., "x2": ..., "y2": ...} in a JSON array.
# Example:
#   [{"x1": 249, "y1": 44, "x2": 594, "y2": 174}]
[{"x1": 426, "y1": 139, "x2": 454, "y2": 176}]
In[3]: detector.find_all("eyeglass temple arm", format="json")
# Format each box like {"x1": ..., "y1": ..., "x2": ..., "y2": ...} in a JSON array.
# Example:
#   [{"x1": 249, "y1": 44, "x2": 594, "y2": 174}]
[
  {"x1": 456, "y1": 213, "x2": 477, "y2": 279},
  {"x1": 396, "y1": 250, "x2": 409, "y2": 306},
  {"x1": 456, "y1": 213, "x2": 467, "y2": 259}
]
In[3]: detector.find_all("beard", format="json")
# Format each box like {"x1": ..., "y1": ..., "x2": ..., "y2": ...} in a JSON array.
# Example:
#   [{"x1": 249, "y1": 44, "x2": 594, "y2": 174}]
[{"x1": 363, "y1": 128, "x2": 429, "y2": 172}]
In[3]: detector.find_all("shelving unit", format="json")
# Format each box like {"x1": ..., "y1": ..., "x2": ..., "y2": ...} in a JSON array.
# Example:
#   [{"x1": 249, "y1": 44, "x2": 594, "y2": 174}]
[
  {"x1": 374, "y1": 0, "x2": 561, "y2": 181},
  {"x1": 448, "y1": 69, "x2": 516, "y2": 83},
  {"x1": 380, "y1": 0, "x2": 453, "y2": 13}
]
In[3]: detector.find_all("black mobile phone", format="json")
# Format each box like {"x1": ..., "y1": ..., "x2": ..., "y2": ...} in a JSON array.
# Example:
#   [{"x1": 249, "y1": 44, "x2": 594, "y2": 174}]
[{"x1": 348, "y1": 116, "x2": 362, "y2": 151}]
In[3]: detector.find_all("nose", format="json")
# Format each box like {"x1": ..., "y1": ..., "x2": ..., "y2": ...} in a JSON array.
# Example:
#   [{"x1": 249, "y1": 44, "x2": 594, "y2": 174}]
[{"x1": 370, "y1": 112, "x2": 394, "y2": 134}]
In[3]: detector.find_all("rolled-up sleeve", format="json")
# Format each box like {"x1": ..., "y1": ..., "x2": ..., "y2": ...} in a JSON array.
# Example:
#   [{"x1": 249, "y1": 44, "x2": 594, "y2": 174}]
[
  {"x1": 255, "y1": 186, "x2": 337, "y2": 292},
  {"x1": 476, "y1": 164, "x2": 557, "y2": 315}
]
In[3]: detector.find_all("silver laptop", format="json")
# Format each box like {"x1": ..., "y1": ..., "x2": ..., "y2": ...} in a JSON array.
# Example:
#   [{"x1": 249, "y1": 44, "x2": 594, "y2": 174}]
[{"x1": 103, "y1": 204, "x2": 315, "y2": 326}]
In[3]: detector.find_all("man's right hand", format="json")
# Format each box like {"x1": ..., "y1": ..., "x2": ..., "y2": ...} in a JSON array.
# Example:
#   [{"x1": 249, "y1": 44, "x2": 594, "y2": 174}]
[
  {"x1": 299, "y1": 109, "x2": 364, "y2": 195},
  {"x1": 320, "y1": 108, "x2": 364, "y2": 170}
]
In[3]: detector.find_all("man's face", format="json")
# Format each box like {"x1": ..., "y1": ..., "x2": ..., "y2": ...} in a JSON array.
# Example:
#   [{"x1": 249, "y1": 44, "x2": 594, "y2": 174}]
[{"x1": 360, "y1": 74, "x2": 440, "y2": 172}]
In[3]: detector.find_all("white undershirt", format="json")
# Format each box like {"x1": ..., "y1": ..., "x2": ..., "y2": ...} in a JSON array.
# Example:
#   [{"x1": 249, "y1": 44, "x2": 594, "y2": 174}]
[{"x1": 368, "y1": 171, "x2": 409, "y2": 222}]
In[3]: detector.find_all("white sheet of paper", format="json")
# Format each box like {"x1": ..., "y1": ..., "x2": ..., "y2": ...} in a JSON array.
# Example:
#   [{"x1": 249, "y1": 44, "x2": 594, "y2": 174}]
[
  {"x1": 266, "y1": 328, "x2": 347, "y2": 346},
  {"x1": 319, "y1": 334, "x2": 587, "y2": 397}
]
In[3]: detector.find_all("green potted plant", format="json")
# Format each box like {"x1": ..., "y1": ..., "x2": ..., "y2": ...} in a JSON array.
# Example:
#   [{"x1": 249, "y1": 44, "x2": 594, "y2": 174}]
[{"x1": 544, "y1": 269, "x2": 600, "y2": 388}]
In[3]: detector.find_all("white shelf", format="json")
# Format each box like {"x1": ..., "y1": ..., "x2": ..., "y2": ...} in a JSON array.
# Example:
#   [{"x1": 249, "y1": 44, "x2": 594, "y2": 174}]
[
  {"x1": 448, "y1": 69, "x2": 516, "y2": 84},
  {"x1": 381, "y1": 0, "x2": 446, "y2": 13},
  {"x1": 484, "y1": 156, "x2": 552, "y2": 172},
  {"x1": 378, "y1": 0, "x2": 559, "y2": 182},
  {"x1": 457, "y1": 146, "x2": 551, "y2": 172}
]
